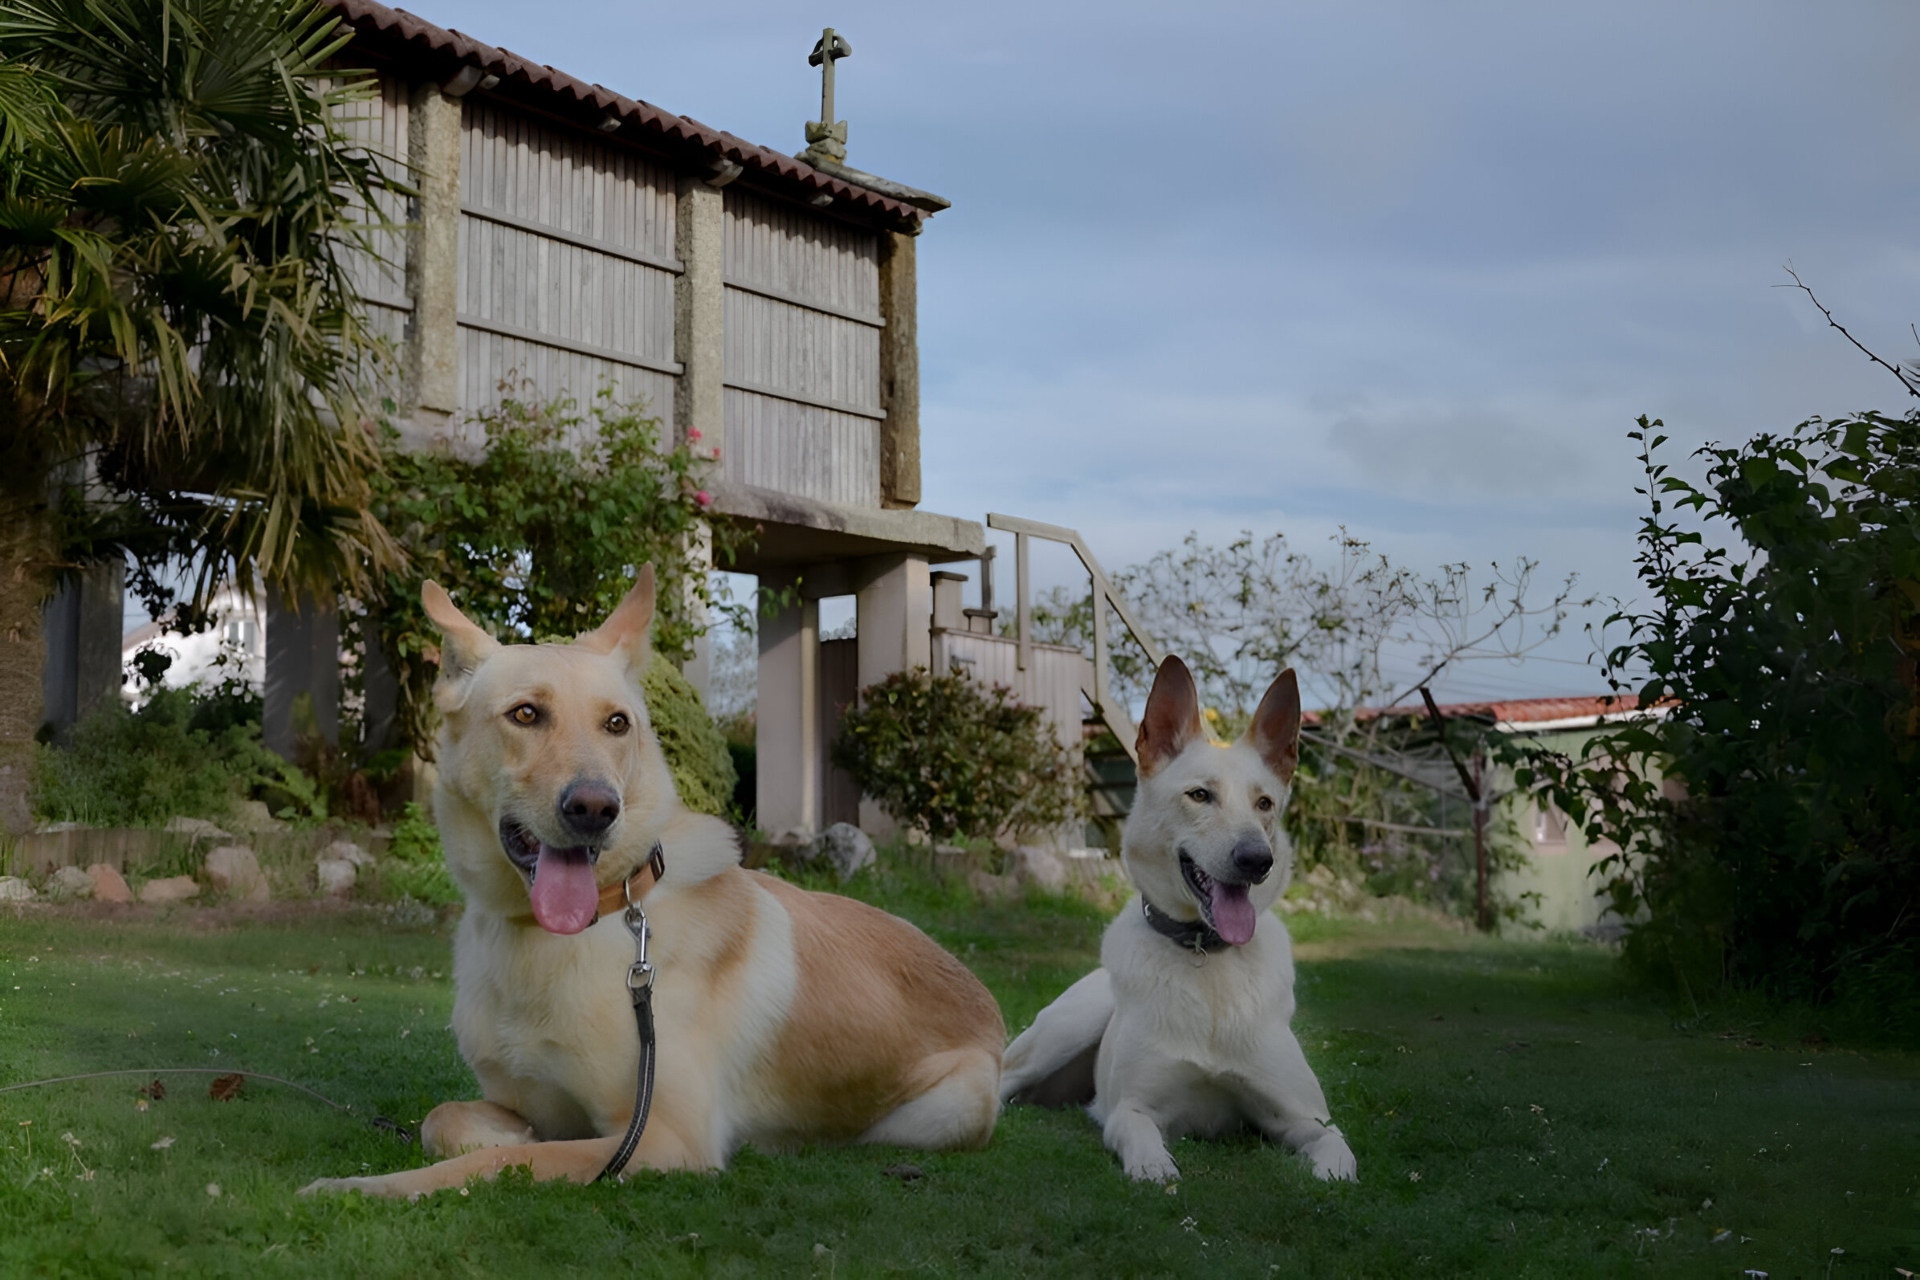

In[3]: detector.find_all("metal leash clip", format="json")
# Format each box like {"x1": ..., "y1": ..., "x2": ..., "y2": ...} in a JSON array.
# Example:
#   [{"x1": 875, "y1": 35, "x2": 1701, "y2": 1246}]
[{"x1": 622, "y1": 874, "x2": 653, "y2": 994}]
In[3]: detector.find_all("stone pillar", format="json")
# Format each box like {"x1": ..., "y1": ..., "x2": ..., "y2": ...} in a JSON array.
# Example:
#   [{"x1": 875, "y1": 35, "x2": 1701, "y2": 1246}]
[
  {"x1": 264, "y1": 588, "x2": 339, "y2": 760},
  {"x1": 40, "y1": 560, "x2": 125, "y2": 742},
  {"x1": 877, "y1": 228, "x2": 920, "y2": 509},
  {"x1": 854, "y1": 552, "x2": 930, "y2": 835},
  {"x1": 756, "y1": 577, "x2": 818, "y2": 836},
  {"x1": 675, "y1": 177, "x2": 726, "y2": 454},
  {"x1": 405, "y1": 83, "x2": 462, "y2": 431}
]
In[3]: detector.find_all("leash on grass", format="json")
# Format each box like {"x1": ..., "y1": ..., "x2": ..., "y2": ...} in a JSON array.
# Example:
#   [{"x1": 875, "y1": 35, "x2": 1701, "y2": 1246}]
[
  {"x1": 594, "y1": 840, "x2": 666, "y2": 1184},
  {"x1": 0, "y1": 1067, "x2": 412, "y2": 1138}
]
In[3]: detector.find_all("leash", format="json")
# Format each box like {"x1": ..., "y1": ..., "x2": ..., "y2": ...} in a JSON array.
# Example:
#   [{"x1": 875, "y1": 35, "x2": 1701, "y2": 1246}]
[{"x1": 594, "y1": 840, "x2": 666, "y2": 1183}]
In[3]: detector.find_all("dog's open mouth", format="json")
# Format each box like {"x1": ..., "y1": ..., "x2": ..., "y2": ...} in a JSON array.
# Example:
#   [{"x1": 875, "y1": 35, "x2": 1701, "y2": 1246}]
[
  {"x1": 500, "y1": 819, "x2": 602, "y2": 936},
  {"x1": 1179, "y1": 853, "x2": 1258, "y2": 947}
]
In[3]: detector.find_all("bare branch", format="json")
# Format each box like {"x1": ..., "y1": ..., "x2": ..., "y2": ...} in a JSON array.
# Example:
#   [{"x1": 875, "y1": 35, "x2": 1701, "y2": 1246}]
[{"x1": 1779, "y1": 265, "x2": 1920, "y2": 400}]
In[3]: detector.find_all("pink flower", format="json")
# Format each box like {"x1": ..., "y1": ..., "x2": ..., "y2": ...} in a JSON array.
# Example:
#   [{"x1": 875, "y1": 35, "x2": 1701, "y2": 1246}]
[
  {"x1": 694, "y1": 490, "x2": 712, "y2": 507},
  {"x1": 686, "y1": 427, "x2": 703, "y2": 442},
  {"x1": 711, "y1": 446, "x2": 722, "y2": 460}
]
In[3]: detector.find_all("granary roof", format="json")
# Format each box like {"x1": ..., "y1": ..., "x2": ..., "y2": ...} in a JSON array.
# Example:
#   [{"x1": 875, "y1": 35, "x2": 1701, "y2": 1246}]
[
  {"x1": 1374, "y1": 693, "x2": 1656, "y2": 731},
  {"x1": 320, "y1": 0, "x2": 933, "y2": 231}
]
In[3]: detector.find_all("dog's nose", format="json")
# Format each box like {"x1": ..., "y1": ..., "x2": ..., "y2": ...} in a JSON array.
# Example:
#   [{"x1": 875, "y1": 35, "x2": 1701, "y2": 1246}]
[
  {"x1": 558, "y1": 781, "x2": 621, "y2": 838},
  {"x1": 1230, "y1": 835, "x2": 1274, "y2": 883}
]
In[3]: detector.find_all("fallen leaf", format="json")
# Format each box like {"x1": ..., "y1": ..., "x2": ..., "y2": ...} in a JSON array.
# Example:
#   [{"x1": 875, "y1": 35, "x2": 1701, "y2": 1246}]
[
  {"x1": 208, "y1": 1073, "x2": 245, "y2": 1102},
  {"x1": 150, "y1": 1136, "x2": 174, "y2": 1151},
  {"x1": 136, "y1": 1079, "x2": 166, "y2": 1101}
]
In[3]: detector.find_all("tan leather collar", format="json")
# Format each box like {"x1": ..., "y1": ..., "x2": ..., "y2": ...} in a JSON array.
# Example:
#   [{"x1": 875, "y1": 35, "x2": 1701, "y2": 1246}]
[{"x1": 594, "y1": 841, "x2": 666, "y2": 922}]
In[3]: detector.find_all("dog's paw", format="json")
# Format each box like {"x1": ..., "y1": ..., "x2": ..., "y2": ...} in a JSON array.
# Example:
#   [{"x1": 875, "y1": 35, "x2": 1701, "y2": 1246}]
[
  {"x1": 1302, "y1": 1129, "x2": 1357, "y2": 1183},
  {"x1": 1123, "y1": 1151, "x2": 1181, "y2": 1184}
]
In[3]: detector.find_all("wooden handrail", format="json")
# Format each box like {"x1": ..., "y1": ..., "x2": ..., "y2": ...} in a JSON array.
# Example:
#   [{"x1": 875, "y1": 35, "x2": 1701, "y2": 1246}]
[{"x1": 986, "y1": 512, "x2": 1164, "y2": 763}]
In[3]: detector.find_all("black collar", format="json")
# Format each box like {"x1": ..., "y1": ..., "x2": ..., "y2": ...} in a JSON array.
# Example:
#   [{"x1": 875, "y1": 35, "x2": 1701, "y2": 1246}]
[{"x1": 1140, "y1": 896, "x2": 1230, "y2": 953}]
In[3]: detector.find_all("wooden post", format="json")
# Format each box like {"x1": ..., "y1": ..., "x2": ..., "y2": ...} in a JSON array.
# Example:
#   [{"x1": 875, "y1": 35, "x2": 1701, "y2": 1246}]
[
  {"x1": 877, "y1": 229, "x2": 920, "y2": 508},
  {"x1": 1015, "y1": 531, "x2": 1031, "y2": 672},
  {"x1": 1472, "y1": 752, "x2": 1491, "y2": 932}
]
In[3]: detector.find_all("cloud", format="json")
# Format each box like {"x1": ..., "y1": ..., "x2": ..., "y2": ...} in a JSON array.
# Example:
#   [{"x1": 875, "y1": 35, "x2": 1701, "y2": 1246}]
[{"x1": 1325, "y1": 403, "x2": 1593, "y2": 498}]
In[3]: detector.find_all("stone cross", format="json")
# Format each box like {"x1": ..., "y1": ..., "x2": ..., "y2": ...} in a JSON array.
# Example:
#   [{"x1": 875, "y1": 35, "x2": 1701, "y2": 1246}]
[{"x1": 802, "y1": 27, "x2": 852, "y2": 165}]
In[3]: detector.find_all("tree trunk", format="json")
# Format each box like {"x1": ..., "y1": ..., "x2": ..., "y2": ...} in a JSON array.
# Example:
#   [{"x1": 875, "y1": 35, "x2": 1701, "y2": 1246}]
[{"x1": 0, "y1": 501, "x2": 57, "y2": 835}]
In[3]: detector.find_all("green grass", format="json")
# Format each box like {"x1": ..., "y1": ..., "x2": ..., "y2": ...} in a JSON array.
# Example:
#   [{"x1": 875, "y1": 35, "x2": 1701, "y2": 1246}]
[{"x1": 0, "y1": 872, "x2": 1916, "y2": 1278}]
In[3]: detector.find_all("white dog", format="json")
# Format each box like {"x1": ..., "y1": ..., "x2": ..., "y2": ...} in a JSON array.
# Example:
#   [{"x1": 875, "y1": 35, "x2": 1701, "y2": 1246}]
[{"x1": 999, "y1": 655, "x2": 1356, "y2": 1183}]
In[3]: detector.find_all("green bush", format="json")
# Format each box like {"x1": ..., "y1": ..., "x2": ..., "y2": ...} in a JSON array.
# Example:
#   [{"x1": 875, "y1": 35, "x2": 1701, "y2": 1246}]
[
  {"x1": 1511, "y1": 415, "x2": 1920, "y2": 1019},
  {"x1": 642, "y1": 661, "x2": 737, "y2": 819},
  {"x1": 31, "y1": 685, "x2": 287, "y2": 826},
  {"x1": 374, "y1": 802, "x2": 460, "y2": 906},
  {"x1": 832, "y1": 668, "x2": 1083, "y2": 843}
]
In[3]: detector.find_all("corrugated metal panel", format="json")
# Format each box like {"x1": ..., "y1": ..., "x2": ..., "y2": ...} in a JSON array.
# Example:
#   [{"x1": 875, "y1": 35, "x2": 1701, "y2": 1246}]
[
  {"x1": 457, "y1": 98, "x2": 678, "y2": 414},
  {"x1": 723, "y1": 389, "x2": 879, "y2": 508},
  {"x1": 932, "y1": 631, "x2": 1091, "y2": 763}
]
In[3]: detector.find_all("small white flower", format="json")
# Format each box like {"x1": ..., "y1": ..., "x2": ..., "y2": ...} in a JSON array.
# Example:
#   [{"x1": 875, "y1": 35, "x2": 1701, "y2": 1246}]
[{"x1": 206, "y1": 1182, "x2": 222, "y2": 1198}]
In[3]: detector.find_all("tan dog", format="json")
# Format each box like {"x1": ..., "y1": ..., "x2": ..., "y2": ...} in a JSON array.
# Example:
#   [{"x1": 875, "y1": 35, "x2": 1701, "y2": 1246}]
[
  {"x1": 301, "y1": 569, "x2": 1003, "y2": 1198},
  {"x1": 998, "y1": 656, "x2": 1355, "y2": 1183}
]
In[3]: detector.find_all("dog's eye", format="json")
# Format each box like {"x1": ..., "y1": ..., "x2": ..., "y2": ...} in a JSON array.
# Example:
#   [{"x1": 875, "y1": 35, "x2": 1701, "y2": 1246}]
[
  {"x1": 605, "y1": 712, "x2": 630, "y2": 736},
  {"x1": 1186, "y1": 787, "x2": 1212, "y2": 804},
  {"x1": 508, "y1": 704, "x2": 539, "y2": 727},
  {"x1": 1256, "y1": 795, "x2": 1275, "y2": 812}
]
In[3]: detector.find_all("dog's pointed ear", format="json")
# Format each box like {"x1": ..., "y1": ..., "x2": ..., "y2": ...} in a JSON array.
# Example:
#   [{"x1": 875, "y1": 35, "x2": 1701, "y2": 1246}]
[
  {"x1": 1248, "y1": 668, "x2": 1302, "y2": 786},
  {"x1": 1136, "y1": 655, "x2": 1206, "y2": 777},
  {"x1": 578, "y1": 565, "x2": 655, "y2": 678},
  {"x1": 422, "y1": 581, "x2": 498, "y2": 703}
]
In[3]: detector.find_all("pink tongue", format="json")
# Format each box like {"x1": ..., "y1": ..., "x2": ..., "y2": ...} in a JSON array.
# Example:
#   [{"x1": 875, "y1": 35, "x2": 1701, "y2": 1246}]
[
  {"x1": 529, "y1": 844, "x2": 599, "y2": 935},
  {"x1": 1210, "y1": 882, "x2": 1258, "y2": 946}
]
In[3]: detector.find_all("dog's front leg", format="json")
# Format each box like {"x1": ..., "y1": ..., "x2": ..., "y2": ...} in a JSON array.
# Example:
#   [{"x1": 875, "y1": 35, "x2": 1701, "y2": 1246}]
[
  {"x1": 1103, "y1": 1105, "x2": 1180, "y2": 1183},
  {"x1": 300, "y1": 1114, "x2": 713, "y2": 1199},
  {"x1": 420, "y1": 1099, "x2": 536, "y2": 1157},
  {"x1": 1242, "y1": 1027, "x2": 1357, "y2": 1182}
]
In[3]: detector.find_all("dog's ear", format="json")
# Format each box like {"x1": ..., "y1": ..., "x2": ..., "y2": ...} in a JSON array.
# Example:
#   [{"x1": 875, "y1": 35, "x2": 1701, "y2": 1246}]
[
  {"x1": 422, "y1": 581, "x2": 499, "y2": 704},
  {"x1": 1136, "y1": 655, "x2": 1206, "y2": 777},
  {"x1": 1247, "y1": 668, "x2": 1302, "y2": 786},
  {"x1": 577, "y1": 565, "x2": 655, "y2": 680}
]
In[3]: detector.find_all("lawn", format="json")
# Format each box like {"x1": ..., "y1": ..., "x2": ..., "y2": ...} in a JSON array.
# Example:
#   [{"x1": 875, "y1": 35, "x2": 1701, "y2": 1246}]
[{"x1": 0, "y1": 870, "x2": 1915, "y2": 1278}]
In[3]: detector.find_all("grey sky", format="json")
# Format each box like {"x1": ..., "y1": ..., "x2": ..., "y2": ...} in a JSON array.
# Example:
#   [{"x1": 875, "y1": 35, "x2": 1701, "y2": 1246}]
[{"x1": 408, "y1": 0, "x2": 1920, "y2": 700}]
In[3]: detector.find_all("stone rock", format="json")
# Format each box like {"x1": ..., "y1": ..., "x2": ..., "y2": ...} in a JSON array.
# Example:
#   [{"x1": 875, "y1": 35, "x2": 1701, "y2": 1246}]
[
  {"x1": 0, "y1": 876, "x2": 36, "y2": 902},
  {"x1": 1009, "y1": 846, "x2": 1069, "y2": 893},
  {"x1": 44, "y1": 865, "x2": 94, "y2": 901},
  {"x1": 809, "y1": 823, "x2": 875, "y2": 882},
  {"x1": 322, "y1": 840, "x2": 375, "y2": 868},
  {"x1": 164, "y1": 816, "x2": 233, "y2": 842},
  {"x1": 204, "y1": 845, "x2": 270, "y2": 902},
  {"x1": 228, "y1": 799, "x2": 284, "y2": 838},
  {"x1": 138, "y1": 875, "x2": 200, "y2": 904},
  {"x1": 87, "y1": 863, "x2": 132, "y2": 904},
  {"x1": 966, "y1": 869, "x2": 1018, "y2": 902},
  {"x1": 315, "y1": 857, "x2": 357, "y2": 897}
]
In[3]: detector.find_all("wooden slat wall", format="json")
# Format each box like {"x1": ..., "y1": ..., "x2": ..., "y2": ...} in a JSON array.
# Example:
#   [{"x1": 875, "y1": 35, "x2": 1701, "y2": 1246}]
[
  {"x1": 458, "y1": 99, "x2": 678, "y2": 417},
  {"x1": 335, "y1": 74, "x2": 410, "y2": 401},
  {"x1": 722, "y1": 189, "x2": 883, "y2": 507},
  {"x1": 723, "y1": 390, "x2": 880, "y2": 508},
  {"x1": 932, "y1": 630, "x2": 1091, "y2": 763}
]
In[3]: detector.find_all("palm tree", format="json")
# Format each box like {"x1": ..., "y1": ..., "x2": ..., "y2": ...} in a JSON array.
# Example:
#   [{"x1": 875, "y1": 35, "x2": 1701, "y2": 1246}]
[{"x1": 0, "y1": 0, "x2": 402, "y2": 831}]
